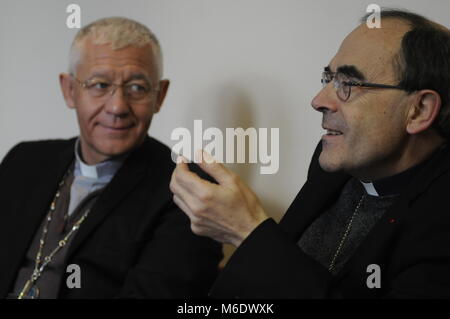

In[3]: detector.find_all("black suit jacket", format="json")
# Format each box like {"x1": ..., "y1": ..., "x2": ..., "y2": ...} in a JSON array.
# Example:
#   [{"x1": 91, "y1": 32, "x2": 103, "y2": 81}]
[
  {"x1": 0, "y1": 136, "x2": 222, "y2": 298},
  {"x1": 211, "y1": 142, "x2": 450, "y2": 298}
]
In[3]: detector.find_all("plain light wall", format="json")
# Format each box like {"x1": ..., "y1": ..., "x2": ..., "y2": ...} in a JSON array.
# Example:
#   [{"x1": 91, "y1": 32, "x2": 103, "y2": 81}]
[{"x1": 1, "y1": 0, "x2": 449, "y2": 264}]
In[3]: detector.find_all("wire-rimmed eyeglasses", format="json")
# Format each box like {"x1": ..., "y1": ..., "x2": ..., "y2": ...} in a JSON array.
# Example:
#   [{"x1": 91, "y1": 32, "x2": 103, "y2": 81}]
[
  {"x1": 321, "y1": 70, "x2": 405, "y2": 101},
  {"x1": 71, "y1": 75, "x2": 160, "y2": 103}
]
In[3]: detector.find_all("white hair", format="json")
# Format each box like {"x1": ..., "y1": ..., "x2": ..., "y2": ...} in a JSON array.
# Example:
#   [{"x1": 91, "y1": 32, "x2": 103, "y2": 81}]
[{"x1": 68, "y1": 17, "x2": 163, "y2": 79}]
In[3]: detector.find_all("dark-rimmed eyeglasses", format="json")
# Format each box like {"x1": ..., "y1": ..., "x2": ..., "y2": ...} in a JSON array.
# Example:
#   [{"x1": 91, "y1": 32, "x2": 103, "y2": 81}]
[
  {"x1": 321, "y1": 70, "x2": 405, "y2": 102},
  {"x1": 71, "y1": 75, "x2": 160, "y2": 103}
]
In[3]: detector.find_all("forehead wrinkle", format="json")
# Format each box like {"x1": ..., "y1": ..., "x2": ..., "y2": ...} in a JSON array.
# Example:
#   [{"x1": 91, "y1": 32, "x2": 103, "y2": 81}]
[
  {"x1": 84, "y1": 56, "x2": 152, "y2": 73},
  {"x1": 84, "y1": 71, "x2": 152, "y2": 86},
  {"x1": 77, "y1": 43, "x2": 157, "y2": 79},
  {"x1": 81, "y1": 60, "x2": 153, "y2": 78},
  {"x1": 333, "y1": 29, "x2": 404, "y2": 83},
  {"x1": 85, "y1": 71, "x2": 114, "y2": 80}
]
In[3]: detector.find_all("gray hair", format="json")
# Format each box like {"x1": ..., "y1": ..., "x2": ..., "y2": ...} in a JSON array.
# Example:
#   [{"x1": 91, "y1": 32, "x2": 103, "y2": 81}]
[{"x1": 68, "y1": 17, "x2": 163, "y2": 79}]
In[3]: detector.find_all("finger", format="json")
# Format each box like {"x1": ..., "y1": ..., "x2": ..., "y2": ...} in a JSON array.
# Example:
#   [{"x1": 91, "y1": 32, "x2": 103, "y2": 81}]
[
  {"x1": 171, "y1": 159, "x2": 217, "y2": 212},
  {"x1": 173, "y1": 194, "x2": 194, "y2": 219},
  {"x1": 194, "y1": 149, "x2": 235, "y2": 185},
  {"x1": 173, "y1": 155, "x2": 214, "y2": 194},
  {"x1": 170, "y1": 165, "x2": 195, "y2": 201},
  {"x1": 176, "y1": 154, "x2": 189, "y2": 164}
]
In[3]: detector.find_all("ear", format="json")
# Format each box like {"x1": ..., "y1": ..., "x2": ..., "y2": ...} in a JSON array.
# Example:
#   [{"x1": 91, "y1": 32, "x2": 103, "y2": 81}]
[
  {"x1": 59, "y1": 73, "x2": 77, "y2": 109},
  {"x1": 406, "y1": 90, "x2": 441, "y2": 135},
  {"x1": 153, "y1": 79, "x2": 170, "y2": 113}
]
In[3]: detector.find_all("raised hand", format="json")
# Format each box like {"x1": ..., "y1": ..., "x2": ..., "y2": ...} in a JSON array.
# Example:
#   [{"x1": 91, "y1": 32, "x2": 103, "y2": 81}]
[{"x1": 170, "y1": 150, "x2": 269, "y2": 247}]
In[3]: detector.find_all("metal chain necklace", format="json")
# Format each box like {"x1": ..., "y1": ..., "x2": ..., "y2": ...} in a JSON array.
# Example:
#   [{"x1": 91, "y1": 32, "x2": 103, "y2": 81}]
[
  {"x1": 328, "y1": 193, "x2": 366, "y2": 272},
  {"x1": 18, "y1": 168, "x2": 91, "y2": 299}
]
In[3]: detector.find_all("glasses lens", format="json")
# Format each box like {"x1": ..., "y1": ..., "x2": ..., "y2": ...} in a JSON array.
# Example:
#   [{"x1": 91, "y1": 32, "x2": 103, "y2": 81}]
[
  {"x1": 126, "y1": 83, "x2": 152, "y2": 101},
  {"x1": 341, "y1": 84, "x2": 351, "y2": 101},
  {"x1": 86, "y1": 80, "x2": 112, "y2": 98},
  {"x1": 334, "y1": 73, "x2": 351, "y2": 101},
  {"x1": 321, "y1": 72, "x2": 332, "y2": 88},
  {"x1": 81, "y1": 77, "x2": 158, "y2": 103}
]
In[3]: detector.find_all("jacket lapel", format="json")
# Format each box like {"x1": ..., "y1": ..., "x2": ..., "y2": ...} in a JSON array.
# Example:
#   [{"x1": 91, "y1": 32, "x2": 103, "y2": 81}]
[
  {"x1": 279, "y1": 168, "x2": 349, "y2": 240},
  {"x1": 66, "y1": 138, "x2": 151, "y2": 259},
  {"x1": 0, "y1": 139, "x2": 75, "y2": 297},
  {"x1": 278, "y1": 141, "x2": 349, "y2": 239}
]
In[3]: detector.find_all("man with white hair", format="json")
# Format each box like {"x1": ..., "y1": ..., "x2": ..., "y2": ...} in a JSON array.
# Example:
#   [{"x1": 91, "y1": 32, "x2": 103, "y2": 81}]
[{"x1": 0, "y1": 17, "x2": 222, "y2": 299}]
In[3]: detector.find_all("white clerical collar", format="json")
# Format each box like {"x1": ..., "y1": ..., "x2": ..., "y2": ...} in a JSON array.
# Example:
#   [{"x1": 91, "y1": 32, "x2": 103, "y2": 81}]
[
  {"x1": 79, "y1": 160, "x2": 98, "y2": 179},
  {"x1": 74, "y1": 139, "x2": 125, "y2": 180},
  {"x1": 360, "y1": 181, "x2": 380, "y2": 197}
]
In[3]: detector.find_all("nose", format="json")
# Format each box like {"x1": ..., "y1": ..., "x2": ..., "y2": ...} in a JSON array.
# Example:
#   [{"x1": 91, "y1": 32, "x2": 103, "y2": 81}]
[
  {"x1": 105, "y1": 86, "x2": 131, "y2": 118},
  {"x1": 311, "y1": 84, "x2": 339, "y2": 114}
]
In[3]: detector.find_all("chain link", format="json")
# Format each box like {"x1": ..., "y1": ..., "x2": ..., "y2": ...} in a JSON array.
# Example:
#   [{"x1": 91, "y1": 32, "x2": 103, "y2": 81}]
[{"x1": 328, "y1": 194, "x2": 366, "y2": 272}]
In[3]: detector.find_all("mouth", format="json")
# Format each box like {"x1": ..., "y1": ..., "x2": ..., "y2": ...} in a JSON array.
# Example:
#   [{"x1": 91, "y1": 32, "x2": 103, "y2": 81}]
[
  {"x1": 324, "y1": 129, "x2": 343, "y2": 136},
  {"x1": 322, "y1": 126, "x2": 343, "y2": 136},
  {"x1": 99, "y1": 123, "x2": 135, "y2": 132}
]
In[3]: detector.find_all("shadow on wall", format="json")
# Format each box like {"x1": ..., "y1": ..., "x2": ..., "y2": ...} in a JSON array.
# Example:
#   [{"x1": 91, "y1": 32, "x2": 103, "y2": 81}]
[
  {"x1": 191, "y1": 83, "x2": 288, "y2": 267},
  {"x1": 212, "y1": 83, "x2": 287, "y2": 220}
]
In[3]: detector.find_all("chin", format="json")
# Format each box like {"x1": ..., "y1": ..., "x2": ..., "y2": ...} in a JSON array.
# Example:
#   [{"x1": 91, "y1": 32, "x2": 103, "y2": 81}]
[
  {"x1": 319, "y1": 162, "x2": 342, "y2": 173},
  {"x1": 318, "y1": 153, "x2": 344, "y2": 173},
  {"x1": 96, "y1": 140, "x2": 139, "y2": 159}
]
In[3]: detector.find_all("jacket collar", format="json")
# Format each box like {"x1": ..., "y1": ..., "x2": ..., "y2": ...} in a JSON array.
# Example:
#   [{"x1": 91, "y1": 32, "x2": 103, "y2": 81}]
[
  {"x1": 0, "y1": 138, "x2": 76, "y2": 298},
  {"x1": 66, "y1": 136, "x2": 156, "y2": 259},
  {"x1": 281, "y1": 142, "x2": 450, "y2": 238}
]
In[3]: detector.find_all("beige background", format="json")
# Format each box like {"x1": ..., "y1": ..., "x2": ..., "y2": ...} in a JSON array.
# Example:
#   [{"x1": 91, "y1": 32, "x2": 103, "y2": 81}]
[{"x1": 1, "y1": 0, "x2": 449, "y2": 265}]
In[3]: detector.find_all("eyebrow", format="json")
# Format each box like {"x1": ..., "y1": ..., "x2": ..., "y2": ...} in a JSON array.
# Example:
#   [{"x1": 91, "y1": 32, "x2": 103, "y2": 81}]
[
  {"x1": 127, "y1": 73, "x2": 151, "y2": 83},
  {"x1": 325, "y1": 65, "x2": 366, "y2": 81},
  {"x1": 87, "y1": 72, "x2": 151, "y2": 84},
  {"x1": 86, "y1": 72, "x2": 112, "y2": 80}
]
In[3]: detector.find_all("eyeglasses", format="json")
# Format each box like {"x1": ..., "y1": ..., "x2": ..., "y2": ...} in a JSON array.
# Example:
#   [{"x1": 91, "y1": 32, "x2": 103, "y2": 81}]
[
  {"x1": 321, "y1": 70, "x2": 405, "y2": 102},
  {"x1": 72, "y1": 75, "x2": 160, "y2": 103}
]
